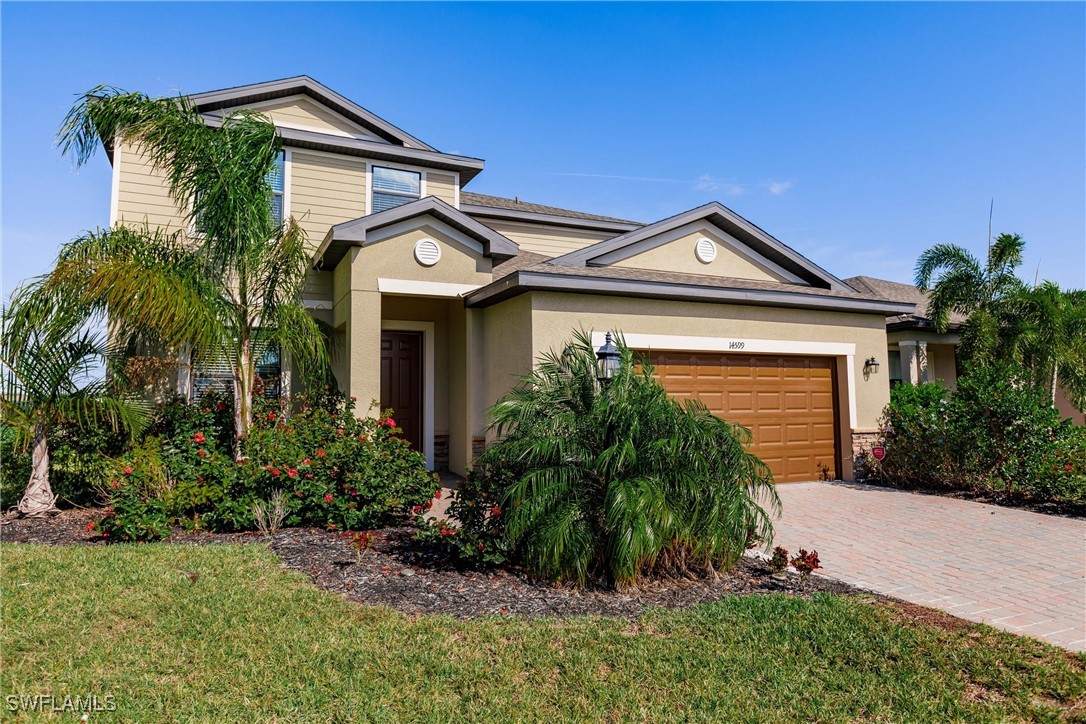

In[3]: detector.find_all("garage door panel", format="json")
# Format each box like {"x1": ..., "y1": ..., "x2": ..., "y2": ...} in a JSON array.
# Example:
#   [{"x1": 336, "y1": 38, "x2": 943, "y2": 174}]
[{"x1": 648, "y1": 351, "x2": 838, "y2": 483}]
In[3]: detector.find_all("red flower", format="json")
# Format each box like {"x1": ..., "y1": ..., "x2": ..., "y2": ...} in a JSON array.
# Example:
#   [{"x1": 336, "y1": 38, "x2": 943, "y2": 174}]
[
  {"x1": 316, "y1": 449, "x2": 326, "y2": 457},
  {"x1": 109, "y1": 480, "x2": 119, "y2": 489},
  {"x1": 358, "y1": 435, "x2": 368, "y2": 443},
  {"x1": 193, "y1": 432, "x2": 206, "y2": 444},
  {"x1": 336, "y1": 429, "x2": 344, "y2": 436},
  {"x1": 491, "y1": 506, "x2": 501, "y2": 517},
  {"x1": 477, "y1": 542, "x2": 485, "y2": 551},
  {"x1": 1067, "y1": 464, "x2": 1074, "y2": 471},
  {"x1": 270, "y1": 468, "x2": 281, "y2": 477},
  {"x1": 296, "y1": 491, "x2": 303, "y2": 498},
  {"x1": 197, "y1": 449, "x2": 208, "y2": 458},
  {"x1": 217, "y1": 401, "x2": 227, "y2": 411},
  {"x1": 123, "y1": 466, "x2": 133, "y2": 476},
  {"x1": 86, "y1": 521, "x2": 96, "y2": 532},
  {"x1": 267, "y1": 412, "x2": 277, "y2": 421},
  {"x1": 410, "y1": 505, "x2": 423, "y2": 515},
  {"x1": 349, "y1": 489, "x2": 357, "y2": 497},
  {"x1": 302, "y1": 458, "x2": 311, "y2": 465},
  {"x1": 287, "y1": 468, "x2": 298, "y2": 478},
  {"x1": 305, "y1": 473, "x2": 314, "y2": 479},
  {"x1": 323, "y1": 494, "x2": 334, "y2": 503},
  {"x1": 384, "y1": 417, "x2": 397, "y2": 428},
  {"x1": 434, "y1": 490, "x2": 442, "y2": 500}
]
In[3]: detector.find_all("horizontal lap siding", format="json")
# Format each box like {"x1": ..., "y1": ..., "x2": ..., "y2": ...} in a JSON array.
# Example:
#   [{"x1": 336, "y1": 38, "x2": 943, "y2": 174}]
[
  {"x1": 290, "y1": 151, "x2": 366, "y2": 252},
  {"x1": 649, "y1": 352, "x2": 838, "y2": 483},
  {"x1": 477, "y1": 218, "x2": 617, "y2": 256},
  {"x1": 426, "y1": 172, "x2": 457, "y2": 207},
  {"x1": 116, "y1": 143, "x2": 186, "y2": 231}
]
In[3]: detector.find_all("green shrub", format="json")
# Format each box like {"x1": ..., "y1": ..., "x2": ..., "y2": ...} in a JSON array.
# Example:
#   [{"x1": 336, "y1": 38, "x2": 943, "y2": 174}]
[
  {"x1": 92, "y1": 460, "x2": 170, "y2": 542},
  {"x1": 1, "y1": 423, "x2": 31, "y2": 509},
  {"x1": 445, "y1": 331, "x2": 777, "y2": 588},
  {"x1": 865, "y1": 363, "x2": 1077, "y2": 504},
  {"x1": 1033, "y1": 423, "x2": 1086, "y2": 504}
]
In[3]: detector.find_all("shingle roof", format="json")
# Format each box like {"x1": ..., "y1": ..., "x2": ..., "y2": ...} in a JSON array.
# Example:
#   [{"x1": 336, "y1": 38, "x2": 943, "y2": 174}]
[
  {"x1": 845, "y1": 275, "x2": 966, "y2": 328},
  {"x1": 460, "y1": 192, "x2": 642, "y2": 225}
]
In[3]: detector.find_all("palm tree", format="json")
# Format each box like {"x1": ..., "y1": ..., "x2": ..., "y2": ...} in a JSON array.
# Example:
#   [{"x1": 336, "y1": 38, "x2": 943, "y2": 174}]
[
  {"x1": 42, "y1": 86, "x2": 327, "y2": 445},
  {"x1": 1, "y1": 307, "x2": 147, "y2": 516},
  {"x1": 1010, "y1": 282, "x2": 1086, "y2": 408},
  {"x1": 915, "y1": 233, "x2": 1027, "y2": 364},
  {"x1": 479, "y1": 331, "x2": 778, "y2": 588}
]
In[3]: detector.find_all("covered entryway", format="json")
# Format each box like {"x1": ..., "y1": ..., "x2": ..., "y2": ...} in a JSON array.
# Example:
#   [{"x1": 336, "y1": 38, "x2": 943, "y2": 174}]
[
  {"x1": 380, "y1": 331, "x2": 424, "y2": 452},
  {"x1": 647, "y1": 352, "x2": 839, "y2": 482}
]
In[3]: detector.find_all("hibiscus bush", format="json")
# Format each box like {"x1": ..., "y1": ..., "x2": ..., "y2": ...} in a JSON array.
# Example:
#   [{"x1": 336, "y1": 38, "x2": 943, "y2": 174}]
[
  {"x1": 97, "y1": 388, "x2": 437, "y2": 538},
  {"x1": 861, "y1": 363, "x2": 1084, "y2": 506}
]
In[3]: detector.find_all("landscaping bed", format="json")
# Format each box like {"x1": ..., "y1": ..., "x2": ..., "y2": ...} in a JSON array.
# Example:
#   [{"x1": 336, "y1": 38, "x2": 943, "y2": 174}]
[{"x1": 1, "y1": 509, "x2": 856, "y2": 619}]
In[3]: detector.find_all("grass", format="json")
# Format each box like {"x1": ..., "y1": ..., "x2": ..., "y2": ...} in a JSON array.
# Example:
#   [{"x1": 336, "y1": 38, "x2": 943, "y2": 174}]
[{"x1": 2, "y1": 543, "x2": 1083, "y2": 722}]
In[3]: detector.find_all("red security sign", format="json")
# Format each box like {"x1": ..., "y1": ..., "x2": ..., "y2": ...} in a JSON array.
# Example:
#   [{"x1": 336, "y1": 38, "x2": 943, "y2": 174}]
[{"x1": 872, "y1": 445, "x2": 887, "y2": 461}]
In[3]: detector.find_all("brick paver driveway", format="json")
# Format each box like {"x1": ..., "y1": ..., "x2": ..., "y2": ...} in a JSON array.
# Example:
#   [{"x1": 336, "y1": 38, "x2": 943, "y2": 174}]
[{"x1": 770, "y1": 482, "x2": 1086, "y2": 651}]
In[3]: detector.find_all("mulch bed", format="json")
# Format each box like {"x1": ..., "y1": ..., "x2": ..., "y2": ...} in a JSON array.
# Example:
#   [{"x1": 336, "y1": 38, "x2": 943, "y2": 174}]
[
  {"x1": 2, "y1": 509, "x2": 858, "y2": 620},
  {"x1": 852, "y1": 482, "x2": 1086, "y2": 519}
]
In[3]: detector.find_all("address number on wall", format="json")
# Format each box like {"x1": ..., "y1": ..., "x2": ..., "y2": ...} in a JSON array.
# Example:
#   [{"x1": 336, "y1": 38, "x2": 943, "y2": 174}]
[{"x1": 728, "y1": 341, "x2": 746, "y2": 350}]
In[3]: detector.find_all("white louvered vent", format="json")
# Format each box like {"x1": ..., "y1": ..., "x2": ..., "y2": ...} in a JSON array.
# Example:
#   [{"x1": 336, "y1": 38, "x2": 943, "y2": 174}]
[
  {"x1": 695, "y1": 237, "x2": 717, "y2": 264},
  {"x1": 414, "y1": 239, "x2": 441, "y2": 266}
]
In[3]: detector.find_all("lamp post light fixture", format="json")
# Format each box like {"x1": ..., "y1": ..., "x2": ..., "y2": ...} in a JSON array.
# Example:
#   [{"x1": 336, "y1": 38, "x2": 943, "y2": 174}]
[
  {"x1": 864, "y1": 356, "x2": 880, "y2": 373},
  {"x1": 596, "y1": 332, "x2": 622, "y2": 385}
]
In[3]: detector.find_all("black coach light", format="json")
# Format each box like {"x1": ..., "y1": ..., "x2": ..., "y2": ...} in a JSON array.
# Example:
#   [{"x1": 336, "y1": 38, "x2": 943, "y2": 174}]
[
  {"x1": 865, "y1": 356, "x2": 880, "y2": 373},
  {"x1": 596, "y1": 332, "x2": 622, "y2": 384}
]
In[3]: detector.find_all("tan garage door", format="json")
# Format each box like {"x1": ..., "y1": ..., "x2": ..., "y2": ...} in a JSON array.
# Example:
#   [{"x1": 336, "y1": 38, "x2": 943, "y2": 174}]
[{"x1": 646, "y1": 352, "x2": 839, "y2": 483}]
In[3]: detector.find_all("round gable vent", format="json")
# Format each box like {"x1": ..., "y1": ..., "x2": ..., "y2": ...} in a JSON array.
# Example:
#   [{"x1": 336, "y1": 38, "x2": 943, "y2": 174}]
[
  {"x1": 414, "y1": 238, "x2": 441, "y2": 266},
  {"x1": 695, "y1": 237, "x2": 717, "y2": 264}
]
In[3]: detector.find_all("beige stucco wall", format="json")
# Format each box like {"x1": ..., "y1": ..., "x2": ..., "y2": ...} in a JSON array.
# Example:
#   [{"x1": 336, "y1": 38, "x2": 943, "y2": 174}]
[
  {"x1": 1055, "y1": 386, "x2": 1086, "y2": 425},
  {"x1": 526, "y1": 292, "x2": 890, "y2": 435},
  {"x1": 612, "y1": 226, "x2": 788, "y2": 283},
  {"x1": 476, "y1": 218, "x2": 617, "y2": 257},
  {"x1": 929, "y1": 343, "x2": 959, "y2": 390},
  {"x1": 425, "y1": 172, "x2": 458, "y2": 207},
  {"x1": 479, "y1": 294, "x2": 534, "y2": 438}
]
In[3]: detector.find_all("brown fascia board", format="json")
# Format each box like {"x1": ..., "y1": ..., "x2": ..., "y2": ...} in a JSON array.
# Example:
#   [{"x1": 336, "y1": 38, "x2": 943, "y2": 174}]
[
  {"x1": 198, "y1": 117, "x2": 485, "y2": 183},
  {"x1": 186, "y1": 75, "x2": 438, "y2": 151},
  {"x1": 463, "y1": 270, "x2": 918, "y2": 315},
  {"x1": 548, "y1": 202, "x2": 852, "y2": 292},
  {"x1": 314, "y1": 196, "x2": 519, "y2": 269},
  {"x1": 460, "y1": 203, "x2": 643, "y2": 234}
]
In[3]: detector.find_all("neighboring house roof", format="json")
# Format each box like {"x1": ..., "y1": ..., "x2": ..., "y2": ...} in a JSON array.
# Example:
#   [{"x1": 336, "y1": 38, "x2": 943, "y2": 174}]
[
  {"x1": 845, "y1": 275, "x2": 967, "y2": 331},
  {"x1": 548, "y1": 202, "x2": 852, "y2": 292},
  {"x1": 316, "y1": 196, "x2": 519, "y2": 269},
  {"x1": 187, "y1": 75, "x2": 437, "y2": 151},
  {"x1": 469, "y1": 255, "x2": 916, "y2": 315},
  {"x1": 460, "y1": 192, "x2": 642, "y2": 233}
]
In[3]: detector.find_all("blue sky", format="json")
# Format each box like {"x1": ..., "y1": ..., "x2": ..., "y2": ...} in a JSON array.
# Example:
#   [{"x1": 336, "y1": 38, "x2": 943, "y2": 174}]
[{"x1": 3, "y1": 2, "x2": 1084, "y2": 298}]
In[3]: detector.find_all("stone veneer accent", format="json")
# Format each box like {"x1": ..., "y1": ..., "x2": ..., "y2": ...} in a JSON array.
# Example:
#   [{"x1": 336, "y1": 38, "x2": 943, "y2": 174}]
[
  {"x1": 851, "y1": 431, "x2": 881, "y2": 459},
  {"x1": 433, "y1": 433, "x2": 449, "y2": 471},
  {"x1": 471, "y1": 436, "x2": 486, "y2": 461}
]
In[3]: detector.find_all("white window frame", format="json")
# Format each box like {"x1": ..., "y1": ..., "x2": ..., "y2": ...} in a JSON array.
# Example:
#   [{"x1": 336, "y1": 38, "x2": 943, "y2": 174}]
[{"x1": 370, "y1": 164, "x2": 423, "y2": 213}]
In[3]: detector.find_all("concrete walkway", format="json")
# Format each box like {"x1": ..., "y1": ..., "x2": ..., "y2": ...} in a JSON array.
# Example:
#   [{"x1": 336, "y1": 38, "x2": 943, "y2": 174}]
[{"x1": 771, "y1": 482, "x2": 1086, "y2": 652}]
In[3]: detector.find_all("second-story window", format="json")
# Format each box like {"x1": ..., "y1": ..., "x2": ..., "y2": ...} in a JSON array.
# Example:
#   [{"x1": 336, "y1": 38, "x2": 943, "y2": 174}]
[
  {"x1": 372, "y1": 166, "x2": 421, "y2": 212},
  {"x1": 267, "y1": 151, "x2": 285, "y2": 225}
]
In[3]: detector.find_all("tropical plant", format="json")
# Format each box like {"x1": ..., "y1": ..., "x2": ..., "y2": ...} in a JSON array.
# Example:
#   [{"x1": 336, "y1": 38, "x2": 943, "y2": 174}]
[
  {"x1": 0, "y1": 308, "x2": 147, "y2": 516},
  {"x1": 29, "y1": 85, "x2": 328, "y2": 449},
  {"x1": 474, "y1": 331, "x2": 778, "y2": 588},
  {"x1": 1008, "y1": 282, "x2": 1086, "y2": 409},
  {"x1": 915, "y1": 233, "x2": 1027, "y2": 364}
]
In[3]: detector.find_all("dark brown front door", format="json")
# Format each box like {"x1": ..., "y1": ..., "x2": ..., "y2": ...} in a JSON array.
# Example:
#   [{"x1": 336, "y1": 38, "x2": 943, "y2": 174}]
[{"x1": 380, "y1": 331, "x2": 423, "y2": 451}]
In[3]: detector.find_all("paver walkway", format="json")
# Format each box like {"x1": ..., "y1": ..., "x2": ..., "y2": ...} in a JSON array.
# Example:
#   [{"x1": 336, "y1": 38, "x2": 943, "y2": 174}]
[{"x1": 771, "y1": 482, "x2": 1086, "y2": 651}]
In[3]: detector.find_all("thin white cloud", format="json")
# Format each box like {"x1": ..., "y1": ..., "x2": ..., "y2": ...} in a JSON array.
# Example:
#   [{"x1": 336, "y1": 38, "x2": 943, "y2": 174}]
[{"x1": 766, "y1": 180, "x2": 794, "y2": 195}]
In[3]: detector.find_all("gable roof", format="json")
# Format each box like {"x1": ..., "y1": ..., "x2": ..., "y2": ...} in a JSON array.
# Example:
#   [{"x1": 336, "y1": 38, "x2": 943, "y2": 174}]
[
  {"x1": 461, "y1": 192, "x2": 642, "y2": 230},
  {"x1": 845, "y1": 275, "x2": 967, "y2": 330},
  {"x1": 546, "y1": 202, "x2": 851, "y2": 291},
  {"x1": 315, "y1": 196, "x2": 519, "y2": 269},
  {"x1": 187, "y1": 75, "x2": 436, "y2": 151},
  {"x1": 466, "y1": 259, "x2": 916, "y2": 315}
]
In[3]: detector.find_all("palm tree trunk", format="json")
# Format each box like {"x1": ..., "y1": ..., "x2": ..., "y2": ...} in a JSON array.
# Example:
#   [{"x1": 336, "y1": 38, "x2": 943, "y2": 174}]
[
  {"x1": 1050, "y1": 362, "x2": 1059, "y2": 408},
  {"x1": 233, "y1": 337, "x2": 254, "y2": 458},
  {"x1": 17, "y1": 424, "x2": 57, "y2": 517}
]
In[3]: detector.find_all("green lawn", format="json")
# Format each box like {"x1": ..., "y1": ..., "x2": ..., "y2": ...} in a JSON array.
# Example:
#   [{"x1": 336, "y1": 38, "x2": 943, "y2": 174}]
[{"x1": 2, "y1": 544, "x2": 1083, "y2": 722}]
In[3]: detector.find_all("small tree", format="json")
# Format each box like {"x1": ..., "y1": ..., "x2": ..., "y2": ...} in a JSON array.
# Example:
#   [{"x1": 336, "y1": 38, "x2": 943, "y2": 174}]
[
  {"x1": 0, "y1": 308, "x2": 147, "y2": 516},
  {"x1": 479, "y1": 331, "x2": 778, "y2": 588}
]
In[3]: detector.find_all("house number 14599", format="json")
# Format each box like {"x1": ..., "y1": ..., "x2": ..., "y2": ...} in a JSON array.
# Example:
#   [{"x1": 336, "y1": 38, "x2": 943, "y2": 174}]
[{"x1": 728, "y1": 341, "x2": 746, "y2": 350}]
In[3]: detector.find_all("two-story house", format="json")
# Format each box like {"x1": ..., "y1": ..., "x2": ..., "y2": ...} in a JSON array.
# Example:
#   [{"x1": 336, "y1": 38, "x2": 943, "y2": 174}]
[{"x1": 108, "y1": 76, "x2": 913, "y2": 482}]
